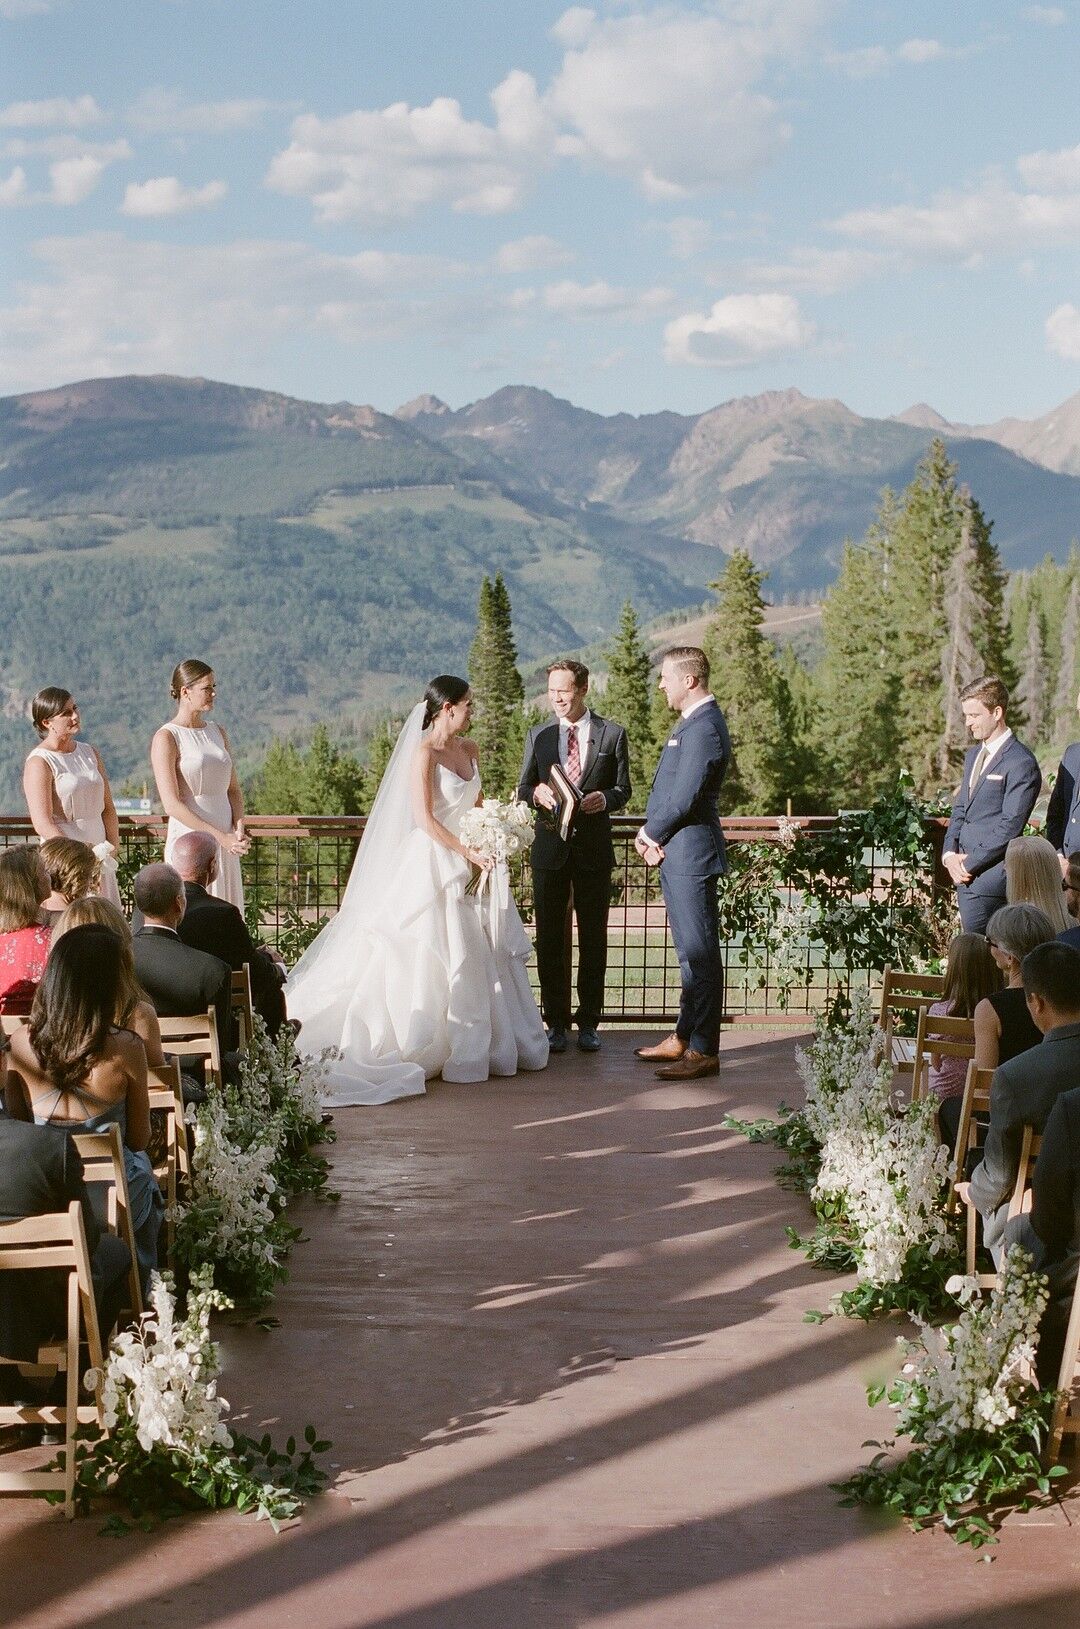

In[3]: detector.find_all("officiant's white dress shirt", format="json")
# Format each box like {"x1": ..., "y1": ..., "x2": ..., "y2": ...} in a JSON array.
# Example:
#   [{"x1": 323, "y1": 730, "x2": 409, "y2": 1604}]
[{"x1": 559, "y1": 711, "x2": 592, "y2": 771}]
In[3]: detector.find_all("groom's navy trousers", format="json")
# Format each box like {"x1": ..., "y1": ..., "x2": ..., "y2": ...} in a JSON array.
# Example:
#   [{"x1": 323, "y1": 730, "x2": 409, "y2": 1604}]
[{"x1": 644, "y1": 701, "x2": 730, "y2": 1057}]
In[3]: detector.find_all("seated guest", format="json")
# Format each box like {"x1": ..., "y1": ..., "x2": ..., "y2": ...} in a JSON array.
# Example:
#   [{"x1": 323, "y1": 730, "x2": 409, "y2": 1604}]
[
  {"x1": 0, "y1": 1036, "x2": 131, "y2": 1369},
  {"x1": 964, "y1": 942, "x2": 1080, "y2": 1266},
  {"x1": 0, "y1": 847, "x2": 51, "y2": 1015},
  {"x1": 1005, "y1": 834, "x2": 1070, "y2": 932},
  {"x1": 38, "y1": 836, "x2": 101, "y2": 925},
  {"x1": 926, "y1": 933, "x2": 1002, "y2": 1149},
  {"x1": 53, "y1": 897, "x2": 166, "y2": 1067},
  {"x1": 130, "y1": 863, "x2": 233, "y2": 1056},
  {"x1": 973, "y1": 904, "x2": 1056, "y2": 1071},
  {"x1": 1045, "y1": 708, "x2": 1080, "y2": 870},
  {"x1": 4, "y1": 926, "x2": 162, "y2": 1294},
  {"x1": 1060, "y1": 851, "x2": 1080, "y2": 951},
  {"x1": 164, "y1": 831, "x2": 288, "y2": 1038},
  {"x1": 1005, "y1": 1083, "x2": 1080, "y2": 1386}
]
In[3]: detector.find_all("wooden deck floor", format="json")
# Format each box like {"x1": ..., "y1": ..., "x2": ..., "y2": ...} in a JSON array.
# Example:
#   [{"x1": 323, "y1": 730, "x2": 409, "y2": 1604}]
[{"x1": 3, "y1": 1029, "x2": 1080, "y2": 1628}]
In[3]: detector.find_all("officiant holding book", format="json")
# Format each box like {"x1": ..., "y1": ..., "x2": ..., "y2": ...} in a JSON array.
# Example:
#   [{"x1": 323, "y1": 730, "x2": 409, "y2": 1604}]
[{"x1": 518, "y1": 661, "x2": 631, "y2": 1054}]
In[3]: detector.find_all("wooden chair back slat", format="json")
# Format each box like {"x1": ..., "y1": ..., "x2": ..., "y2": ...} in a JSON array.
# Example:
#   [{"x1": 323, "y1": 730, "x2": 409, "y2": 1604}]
[
  {"x1": 0, "y1": 1014, "x2": 27, "y2": 1036},
  {"x1": 0, "y1": 1202, "x2": 103, "y2": 1517},
  {"x1": 230, "y1": 965, "x2": 255, "y2": 1053},
  {"x1": 158, "y1": 1007, "x2": 222, "y2": 1088},
  {"x1": 70, "y1": 1122, "x2": 143, "y2": 1319},
  {"x1": 949, "y1": 1062, "x2": 994, "y2": 1217},
  {"x1": 879, "y1": 968, "x2": 945, "y2": 1073},
  {"x1": 912, "y1": 1007, "x2": 976, "y2": 1104}
]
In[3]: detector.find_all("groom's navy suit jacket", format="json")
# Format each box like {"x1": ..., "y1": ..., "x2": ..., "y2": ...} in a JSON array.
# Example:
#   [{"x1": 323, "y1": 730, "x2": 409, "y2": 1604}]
[
  {"x1": 944, "y1": 734, "x2": 1041, "y2": 902},
  {"x1": 518, "y1": 712, "x2": 631, "y2": 872},
  {"x1": 644, "y1": 700, "x2": 730, "y2": 876},
  {"x1": 1047, "y1": 741, "x2": 1080, "y2": 860}
]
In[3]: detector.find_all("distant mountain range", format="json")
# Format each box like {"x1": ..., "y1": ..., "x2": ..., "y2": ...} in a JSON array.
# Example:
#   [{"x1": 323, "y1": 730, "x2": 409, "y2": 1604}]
[{"x1": 1, "y1": 372, "x2": 1078, "y2": 804}]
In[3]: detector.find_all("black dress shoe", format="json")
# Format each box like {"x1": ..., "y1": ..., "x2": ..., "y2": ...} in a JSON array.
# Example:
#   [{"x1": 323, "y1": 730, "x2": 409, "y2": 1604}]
[
  {"x1": 547, "y1": 1026, "x2": 568, "y2": 1053},
  {"x1": 577, "y1": 1027, "x2": 601, "y2": 1052}
]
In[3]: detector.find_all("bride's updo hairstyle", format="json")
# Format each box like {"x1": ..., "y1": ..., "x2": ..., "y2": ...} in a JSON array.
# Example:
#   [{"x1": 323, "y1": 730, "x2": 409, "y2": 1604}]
[
  {"x1": 422, "y1": 675, "x2": 469, "y2": 730},
  {"x1": 171, "y1": 658, "x2": 213, "y2": 702}
]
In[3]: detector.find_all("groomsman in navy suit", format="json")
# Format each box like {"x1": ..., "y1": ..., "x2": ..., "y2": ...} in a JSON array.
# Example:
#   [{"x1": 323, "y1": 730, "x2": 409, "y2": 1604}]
[
  {"x1": 634, "y1": 646, "x2": 730, "y2": 1080},
  {"x1": 944, "y1": 675, "x2": 1041, "y2": 934},
  {"x1": 1046, "y1": 694, "x2": 1080, "y2": 870}
]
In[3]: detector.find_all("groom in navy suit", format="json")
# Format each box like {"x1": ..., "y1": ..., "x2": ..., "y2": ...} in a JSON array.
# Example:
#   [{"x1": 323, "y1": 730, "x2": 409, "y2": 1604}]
[
  {"x1": 943, "y1": 675, "x2": 1041, "y2": 934},
  {"x1": 634, "y1": 646, "x2": 730, "y2": 1080}
]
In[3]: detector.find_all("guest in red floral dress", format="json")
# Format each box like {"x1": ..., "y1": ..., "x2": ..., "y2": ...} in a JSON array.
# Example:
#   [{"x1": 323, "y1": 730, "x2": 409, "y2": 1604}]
[{"x1": 0, "y1": 847, "x2": 51, "y2": 1015}]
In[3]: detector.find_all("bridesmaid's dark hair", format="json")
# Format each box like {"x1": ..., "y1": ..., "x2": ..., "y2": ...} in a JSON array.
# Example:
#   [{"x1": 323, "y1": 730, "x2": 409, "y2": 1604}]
[
  {"x1": 422, "y1": 676, "x2": 469, "y2": 730},
  {"x1": 170, "y1": 658, "x2": 213, "y2": 702},
  {"x1": 28, "y1": 924, "x2": 123, "y2": 1097},
  {"x1": 31, "y1": 686, "x2": 74, "y2": 737}
]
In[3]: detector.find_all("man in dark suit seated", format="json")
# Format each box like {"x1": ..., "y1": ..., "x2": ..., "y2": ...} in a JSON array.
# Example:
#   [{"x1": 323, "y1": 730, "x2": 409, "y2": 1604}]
[
  {"x1": 943, "y1": 674, "x2": 1041, "y2": 934},
  {"x1": 962, "y1": 942, "x2": 1080, "y2": 1266},
  {"x1": 131, "y1": 863, "x2": 234, "y2": 1058},
  {"x1": 0, "y1": 1041, "x2": 130, "y2": 1379},
  {"x1": 1059, "y1": 852, "x2": 1080, "y2": 951},
  {"x1": 166, "y1": 832, "x2": 288, "y2": 1038},
  {"x1": 1005, "y1": 1080, "x2": 1080, "y2": 1386}
]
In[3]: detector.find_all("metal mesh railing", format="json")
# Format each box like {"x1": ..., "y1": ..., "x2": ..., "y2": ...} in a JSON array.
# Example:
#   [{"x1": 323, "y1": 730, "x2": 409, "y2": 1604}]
[{"x1": 0, "y1": 812, "x2": 945, "y2": 1027}]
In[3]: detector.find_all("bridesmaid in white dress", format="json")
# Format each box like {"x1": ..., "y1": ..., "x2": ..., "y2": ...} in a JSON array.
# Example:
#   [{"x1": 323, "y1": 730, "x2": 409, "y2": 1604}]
[
  {"x1": 23, "y1": 686, "x2": 122, "y2": 908},
  {"x1": 150, "y1": 659, "x2": 249, "y2": 909}
]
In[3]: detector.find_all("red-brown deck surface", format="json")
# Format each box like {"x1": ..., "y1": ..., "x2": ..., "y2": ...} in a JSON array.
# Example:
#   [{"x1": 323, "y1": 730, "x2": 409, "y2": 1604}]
[{"x1": 2, "y1": 1030, "x2": 1079, "y2": 1628}]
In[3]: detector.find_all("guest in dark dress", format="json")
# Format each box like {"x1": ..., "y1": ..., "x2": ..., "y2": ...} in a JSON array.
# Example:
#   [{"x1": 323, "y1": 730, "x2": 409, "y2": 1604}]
[
  {"x1": 1060, "y1": 852, "x2": 1080, "y2": 952},
  {"x1": 974, "y1": 903, "x2": 1056, "y2": 1071}
]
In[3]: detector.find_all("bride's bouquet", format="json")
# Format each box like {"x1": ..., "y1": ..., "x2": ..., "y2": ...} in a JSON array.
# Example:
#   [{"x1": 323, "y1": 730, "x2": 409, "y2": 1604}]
[{"x1": 459, "y1": 798, "x2": 534, "y2": 894}]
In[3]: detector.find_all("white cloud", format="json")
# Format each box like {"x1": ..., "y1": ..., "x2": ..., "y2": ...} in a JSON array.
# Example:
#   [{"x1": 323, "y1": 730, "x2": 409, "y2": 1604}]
[
  {"x1": 121, "y1": 176, "x2": 227, "y2": 217},
  {"x1": 741, "y1": 245, "x2": 888, "y2": 292},
  {"x1": 3, "y1": 136, "x2": 131, "y2": 163},
  {"x1": 266, "y1": 71, "x2": 551, "y2": 225},
  {"x1": 1046, "y1": 302, "x2": 1080, "y2": 360},
  {"x1": 828, "y1": 37, "x2": 973, "y2": 76},
  {"x1": 48, "y1": 155, "x2": 104, "y2": 205},
  {"x1": 0, "y1": 95, "x2": 104, "y2": 129},
  {"x1": 663, "y1": 292, "x2": 816, "y2": 367},
  {"x1": 543, "y1": 278, "x2": 672, "y2": 317},
  {"x1": 1017, "y1": 142, "x2": 1080, "y2": 192},
  {"x1": 0, "y1": 166, "x2": 27, "y2": 203},
  {"x1": 495, "y1": 234, "x2": 574, "y2": 273},
  {"x1": 831, "y1": 180, "x2": 1080, "y2": 258},
  {"x1": 266, "y1": 5, "x2": 829, "y2": 224},
  {"x1": 0, "y1": 146, "x2": 122, "y2": 207},
  {"x1": 0, "y1": 0, "x2": 54, "y2": 15},
  {"x1": 126, "y1": 88, "x2": 285, "y2": 135},
  {"x1": 0, "y1": 233, "x2": 476, "y2": 392},
  {"x1": 1020, "y1": 5, "x2": 1066, "y2": 24},
  {"x1": 661, "y1": 216, "x2": 712, "y2": 260}
]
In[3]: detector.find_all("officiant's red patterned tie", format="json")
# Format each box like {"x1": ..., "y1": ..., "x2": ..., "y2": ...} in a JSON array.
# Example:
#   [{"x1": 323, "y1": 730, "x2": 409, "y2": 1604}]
[{"x1": 566, "y1": 723, "x2": 582, "y2": 783}]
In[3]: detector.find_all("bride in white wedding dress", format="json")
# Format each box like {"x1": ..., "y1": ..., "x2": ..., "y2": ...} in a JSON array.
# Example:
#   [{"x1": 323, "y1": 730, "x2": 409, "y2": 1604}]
[{"x1": 285, "y1": 677, "x2": 549, "y2": 1105}]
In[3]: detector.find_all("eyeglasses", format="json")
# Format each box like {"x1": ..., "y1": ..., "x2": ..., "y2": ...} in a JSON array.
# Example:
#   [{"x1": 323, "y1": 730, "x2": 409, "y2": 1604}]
[
  {"x1": 1063, "y1": 878, "x2": 1079, "y2": 893},
  {"x1": 984, "y1": 936, "x2": 998, "y2": 949}
]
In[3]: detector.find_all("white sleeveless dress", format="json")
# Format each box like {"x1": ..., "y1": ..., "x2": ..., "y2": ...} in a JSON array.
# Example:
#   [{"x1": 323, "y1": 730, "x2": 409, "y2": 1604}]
[
  {"x1": 161, "y1": 721, "x2": 244, "y2": 909},
  {"x1": 28, "y1": 740, "x2": 122, "y2": 908},
  {"x1": 288, "y1": 763, "x2": 549, "y2": 1106}
]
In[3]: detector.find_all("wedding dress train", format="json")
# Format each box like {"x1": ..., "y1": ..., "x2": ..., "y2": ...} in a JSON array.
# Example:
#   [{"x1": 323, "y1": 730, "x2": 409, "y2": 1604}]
[{"x1": 286, "y1": 744, "x2": 549, "y2": 1106}]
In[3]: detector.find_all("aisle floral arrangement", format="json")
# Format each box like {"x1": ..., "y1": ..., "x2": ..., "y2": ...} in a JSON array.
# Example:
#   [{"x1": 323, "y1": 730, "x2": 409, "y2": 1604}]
[
  {"x1": 174, "y1": 1017, "x2": 338, "y2": 1308},
  {"x1": 836, "y1": 1248, "x2": 1065, "y2": 1547},
  {"x1": 726, "y1": 993, "x2": 960, "y2": 1319},
  {"x1": 57, "y1": 1268, "x2": 329, "y2": 1532}
]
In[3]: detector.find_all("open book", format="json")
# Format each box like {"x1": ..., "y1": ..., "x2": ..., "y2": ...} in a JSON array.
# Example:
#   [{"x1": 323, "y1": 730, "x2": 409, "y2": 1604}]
[{"x1": 546, "y1": 761, "x2": 583, "y2": 843}]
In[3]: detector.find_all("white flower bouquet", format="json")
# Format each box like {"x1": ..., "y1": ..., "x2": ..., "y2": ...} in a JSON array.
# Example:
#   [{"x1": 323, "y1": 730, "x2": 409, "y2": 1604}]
[{"x1": 458, "y1": 797, "x2": 534, "y2": 892}]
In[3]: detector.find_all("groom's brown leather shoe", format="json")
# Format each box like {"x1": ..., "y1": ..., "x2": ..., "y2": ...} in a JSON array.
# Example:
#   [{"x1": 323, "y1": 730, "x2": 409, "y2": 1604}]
[
  {"x1": 655, "y1": 1050, "x2": 719, "y2": 1080},
  {"x1": 634, "y1": 1033, "x2": 686, "y2": 1061}
]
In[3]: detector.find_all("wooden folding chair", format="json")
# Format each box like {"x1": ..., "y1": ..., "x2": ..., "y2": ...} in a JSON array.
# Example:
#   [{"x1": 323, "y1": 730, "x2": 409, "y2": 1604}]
[
  {"x1": 147, "y1": 1059, "x2": 186, "y2": 1265},
  {"x1": 949, "y1": 1061, "x2": 993, "y2": 1216},
  {"x1": 0, "y1": 1014, "x2": 28, "y2": 1037},
  {"x1": 961, "y1": 1118, "x2": 1043, "y2": 1291},
  {"x1": 157, "y1": 1007, "x2": 222, "y2": 1090},
  {"x1": 230, "y1": 965, "x2": 255, "y2": 1053},
  {"x1": 1047, "y1": 1273, "x2": 1080, "y2": 1463},
  {"x1": 0, "y1": 1202, "x2": 105, "y2": 1518},
  {"x1": 70, "y1": 1123, "x2": 143, "y2": 1320},
  {"x1": 878, "y1": 967, "x2": 945, "y2": 1073},
  {"x1": 911, "y1": 1008, "x2": 976, "y2": 1104},
  {"x1": 150, "y1": 1057, "x2": 189, "y2": 1179}
]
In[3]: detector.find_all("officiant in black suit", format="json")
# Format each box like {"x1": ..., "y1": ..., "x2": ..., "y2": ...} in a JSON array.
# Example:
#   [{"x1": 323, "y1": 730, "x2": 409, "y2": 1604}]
[{"x1": 518, "y1": 660, "x2": 631, "y2": 1053}]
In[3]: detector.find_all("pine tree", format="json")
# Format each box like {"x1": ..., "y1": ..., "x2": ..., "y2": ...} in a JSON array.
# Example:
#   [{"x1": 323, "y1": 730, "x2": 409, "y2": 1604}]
[
  {"x1": 939, "y1": 501, "x2": 991, "y2": 780},
  {"x1": 362, "y1": 718, "x2": 399, "y2": 809},
  {"x1": 644, "y1": 679, "x2": 676, "y2": 788},
  {"x1": 968, "y1": 497, "x2": 1014, "y2": 687},
  {"x1": 1016, "y1": 606, "x2": 1049, "y2": 746},
  {"x1": 603, "y1": 601, "x2": 652, "y2": 793},
  {"x1": 249, "y1": 739, "x2": 304, "y2": 814},
  {"x1": 300, "y1": 724, "x2": 364, "y2": 816},
  {"x1": 468, "y1": 572, "x2": 525, "y2": 798},
  {"x1": 703, "y1": 549, "x2": 788, "y2": 812},
  {"x1": 816, "y1": 501, "x2": 899, "y2": 803},
  {"x1": 1052, "y1": 576, "x2": 1080, "y2": 748}
]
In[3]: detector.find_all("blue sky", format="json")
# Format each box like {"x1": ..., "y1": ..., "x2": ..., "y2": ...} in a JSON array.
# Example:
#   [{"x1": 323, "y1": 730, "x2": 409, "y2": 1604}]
[{"x1": 2, "y1": 1, "x2": 1078, "y2": 421}]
